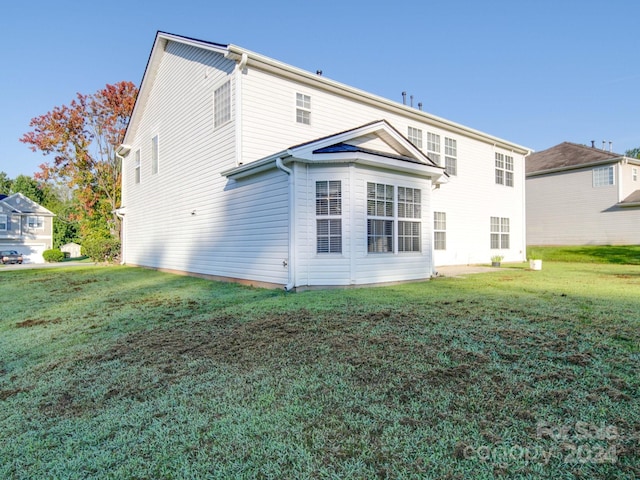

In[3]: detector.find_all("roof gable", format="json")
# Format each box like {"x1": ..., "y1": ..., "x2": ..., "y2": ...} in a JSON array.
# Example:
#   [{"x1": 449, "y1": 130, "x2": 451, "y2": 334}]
[
  {"x1": 223, "y1": 120, "x2": 446, "y2": 182},
  {"x1": 527, "y1": 142, "x2": 626, "y2": 175},
  {"x1": 1, "y1": 193, "x2": 55, "y2": 216}
]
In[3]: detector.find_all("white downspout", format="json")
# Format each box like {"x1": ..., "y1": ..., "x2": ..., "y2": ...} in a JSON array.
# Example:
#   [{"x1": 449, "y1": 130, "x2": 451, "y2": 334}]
[
  {"x1": 115, "y1": 151, "x2": 126, "y2": 265},
  {"x1": 276, "y1": 157, "x2": 295, "y2": 291}
]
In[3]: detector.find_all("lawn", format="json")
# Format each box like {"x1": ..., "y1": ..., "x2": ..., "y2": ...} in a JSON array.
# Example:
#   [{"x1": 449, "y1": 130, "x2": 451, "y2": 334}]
[
  {"x1": 0, "y1": 262, "x2": 638, "y2": 479},
  {"x1": 527, "y1": 245, "x2": 640, "y2": 265}
]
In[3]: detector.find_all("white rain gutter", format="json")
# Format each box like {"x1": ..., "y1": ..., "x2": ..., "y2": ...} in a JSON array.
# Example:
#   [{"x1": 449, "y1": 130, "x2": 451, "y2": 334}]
[{"x1": 276, "y1": 157, "x2": 295, "y2": 291}]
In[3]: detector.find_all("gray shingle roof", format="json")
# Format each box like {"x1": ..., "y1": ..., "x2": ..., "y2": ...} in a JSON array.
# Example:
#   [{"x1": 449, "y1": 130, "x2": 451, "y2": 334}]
[{"x1": 526, "y1": 142, "x2": 622, "y2": 174}]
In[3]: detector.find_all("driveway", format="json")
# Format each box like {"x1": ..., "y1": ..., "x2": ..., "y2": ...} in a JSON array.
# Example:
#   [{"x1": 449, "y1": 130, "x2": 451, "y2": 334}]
[{"x1": 0, "y1": 261, "x2": 93, "y2": 272}]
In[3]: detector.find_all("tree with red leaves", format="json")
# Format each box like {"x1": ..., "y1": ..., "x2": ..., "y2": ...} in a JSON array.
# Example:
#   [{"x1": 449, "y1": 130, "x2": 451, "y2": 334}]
[{"x1": 21, "y1": 81, "x2": 138, "y2": 239}]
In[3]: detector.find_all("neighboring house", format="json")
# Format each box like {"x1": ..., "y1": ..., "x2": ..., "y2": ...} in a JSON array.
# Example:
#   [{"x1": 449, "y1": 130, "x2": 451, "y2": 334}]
[
  {"x1": 61, "y1": 242, "x2": 82, "y2": 258},
  {"x1": 0, "y1": 193, "x2": 55, "y2": 263},
  {"x1": 526, "y1": 142, "x2": 640, "y2": 245},
  {"x1": 117, "y1": 32, "x2": 530, "y2": 289}
]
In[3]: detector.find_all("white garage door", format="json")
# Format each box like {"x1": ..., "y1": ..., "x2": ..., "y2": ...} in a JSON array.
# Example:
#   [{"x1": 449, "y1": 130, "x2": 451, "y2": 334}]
[{"x1": 1, "y1": 244, "x2": 46, "y2": 264}]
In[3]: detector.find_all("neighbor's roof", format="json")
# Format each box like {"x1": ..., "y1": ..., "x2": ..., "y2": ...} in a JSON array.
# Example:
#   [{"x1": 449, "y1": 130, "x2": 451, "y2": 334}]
[{"x1": 526, "y1": 142, "x2": 630, "y2": 175}]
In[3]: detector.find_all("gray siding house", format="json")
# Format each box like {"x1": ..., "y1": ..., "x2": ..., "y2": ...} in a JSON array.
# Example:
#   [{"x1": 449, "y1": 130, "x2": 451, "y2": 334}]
[
  {"x1": 526, "y1": 142, "x2": 640, "y2": 245},
  {"x1": 0, "y1": 193, "x2": 55, "y2": 263}
]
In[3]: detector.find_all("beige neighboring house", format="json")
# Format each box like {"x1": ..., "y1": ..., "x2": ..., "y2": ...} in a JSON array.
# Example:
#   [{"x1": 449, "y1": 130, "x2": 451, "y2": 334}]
[
  {"x1": 526, "y1": 142, "x2": 640, "y2": 245},
  {"x1": 0, "y1": 193, "x2": 55, "y2": 263}
]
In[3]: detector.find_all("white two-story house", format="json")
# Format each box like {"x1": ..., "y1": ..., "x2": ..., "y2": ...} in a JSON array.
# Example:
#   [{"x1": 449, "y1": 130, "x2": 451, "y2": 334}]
[{"x1": 117, "y1": 32, "x2": 530, "y2": 289}]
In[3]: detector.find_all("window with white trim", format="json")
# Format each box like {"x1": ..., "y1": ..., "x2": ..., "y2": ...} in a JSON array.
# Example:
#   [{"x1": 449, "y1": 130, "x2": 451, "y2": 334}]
[
  {"x1": 427, "y1": 132, "x2": 441, "y2": 165},
  {"x1": 0, "y1": 214, "x2": 7, "y2": 231},
  {"x1": 433, "y1": 212, "x2": 446, "y2": 250},
  {"x1": 296, "y1": 93, "x2": 311, "y2": 125},
  {"x1": 27, "y1": 216, "x2": 44, "y2": 230},
  {"x1": 593, "y1": 166, "x2": 614, "y2": 187},
  {"x1": 316, "y1": 181, "x2": 342, "y2": 253},
  {"x1": 495, "y1": 153, "x2": 514, "y2": 186},
  {"x1": 134, "y1": 149, "x2": 141, "y2": 184},
  {"x1": 367, "y1": 183, "x2": 394, "y2": 253},
  {"x1": 408, "y1": 127, "x2": 423, "y2": 149},
  {"x1": 398, "y1": 187, "x2": 421, "y2": 252},
  {"x1": 214, "y1": 80, "x2": 231, "y2": 128},
  {"x1": 444, "y1": 137, "x2": 457, "y2": 176},
  {"x1": 151, "y1": 135, "x2": 159, "y2": 175},
  {"x1": 633, "y1": 167, "x2": 638, "y2": 182},
  {"x1": 490, "y1": 217, "x2": 510, "y2": 249},
  {"x1": 367, "y1": 183, "x2": 422, "y2": 253}
]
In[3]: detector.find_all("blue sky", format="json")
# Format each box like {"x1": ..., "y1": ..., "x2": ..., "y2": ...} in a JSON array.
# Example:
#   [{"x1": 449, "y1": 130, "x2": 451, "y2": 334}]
[{"x1": 1, "y1": 0, "x2": 639, "y2": 179}]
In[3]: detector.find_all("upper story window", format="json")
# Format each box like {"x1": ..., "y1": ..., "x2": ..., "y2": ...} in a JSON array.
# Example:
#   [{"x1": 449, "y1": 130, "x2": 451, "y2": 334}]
[
  {"x1": 134, "y1": 149, "x2": 141, "y2": 184},
  {"x1": 427, "y1": 132, "x2": 441, "y2": 165},
  {"x1": 0, "y1": 214, "x2": 7, "y2": 231},
  {"x1": 296, "y1": 93, "x2": 311, "y2": 125},
  {"x1": 444, "y1": 137, "x2": 457, "y2": 176},
  {"x1": 214, "y1": 80, "x2": 231, "y2": 128},
  {"x1": 632, "y1": 167, "x2": 637, "y2": 182},
  {"x1": 495, "y1": 152, "x2": 514, "y2": 187},
  {"x1": 151, "y1": 135, "x2": 159, "y2": 175},
  {"x1": 408, "y1": 127, "x2": 423, "y2": 149},
  {"x1": 593, "y1": 166, "x2": 614, "y2": 187},
  {"x1": 27, "y1": 216, "x2": 44, "y2": 230},
  {"x1": 316, "y1": 181, "x2": 342, "y2": 254}
]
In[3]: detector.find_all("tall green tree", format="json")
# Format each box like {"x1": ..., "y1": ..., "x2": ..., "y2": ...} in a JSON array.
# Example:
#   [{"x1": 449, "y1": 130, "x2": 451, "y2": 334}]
[
  {"x1": 20, "y1": 81, "x2": 138, "y2": 239},
  {"x1": 625, "y1": 148, "x2": 640, "y2": 159},
  {"x1": 0, "y1": 172, "x2": 11, "y2": 195}
]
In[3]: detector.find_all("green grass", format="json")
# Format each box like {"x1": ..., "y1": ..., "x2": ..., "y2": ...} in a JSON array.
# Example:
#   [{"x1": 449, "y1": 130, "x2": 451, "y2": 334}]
[
  {"x1": 527, "y1": 245, "x2": 640, "y2": 265},
  {"x1": 0, "y1": 263, "x2": 638, "y2": 479}
]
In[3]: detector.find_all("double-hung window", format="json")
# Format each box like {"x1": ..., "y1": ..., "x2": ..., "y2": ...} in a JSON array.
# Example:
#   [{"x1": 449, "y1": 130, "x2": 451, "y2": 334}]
[
  {"x1": 444, "y1": 138, "x2": 457, "y2": 176},
  {"x1": 490, "y1": 217, "x2": 510, "y2": 249},
  {"x1": 408, "y1": 127, "x2": 423, "y2": 149},
  {"x1": 367, "y1": 182, "x2": 422, "y2": 253},
  {"x1": 27, "y1": 216, "x2": 44, "y2": 230},
  {"x1": 316, "y1": 181, "x2": 342, "y2": 253},
  {"x1": 433, "y1": 212, "x2": 446, "y2": 250},
  {"x1": 593, "y1": 166, "x2": 614, "y2": 187},
  {"x1": 214, "y1": 80, "x2": 231, "y2": 128},
  {"x1": 296, "y1": 93, "x2": 311, "y2": 125},
  {"x1": 367, "y1": 183, "x2": 394, "y2": 253},
  {"x1": 633, "y1": 167, "x2": 638, "y2": 182},
  {"x1": 398, "y1": 187, "x2": 421, "y2": 252},
  {"x1": 427, "y1": 132, "x2": 441, "y2": 165},
  {"x1": 134, "y1": 149, "x2": 141, "y2": 184},
  {"x1": 0, "y1": 214, "x2": 7, "y2": 231},
  {"x1": 495, "y1": 153, "x2": 514, "y2": 186}
]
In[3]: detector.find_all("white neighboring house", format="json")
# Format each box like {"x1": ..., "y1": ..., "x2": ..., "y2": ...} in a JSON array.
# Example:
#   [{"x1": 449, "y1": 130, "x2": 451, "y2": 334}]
[
  {"x1": 526, "y1": 142, "x2": 640, "y2": 245},
  {"x1": 117, "y1": 32, "x2": 530, "y2": 289},
  {"x1": 0, "y1": 193, "x2": 55, "y2": 263}
]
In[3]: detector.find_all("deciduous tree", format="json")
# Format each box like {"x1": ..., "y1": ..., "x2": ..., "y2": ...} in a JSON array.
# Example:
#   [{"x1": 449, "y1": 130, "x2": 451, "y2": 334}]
[
  {"x1": 625, "y1": 148, "x2": 640, "y2": 159},
  {"x1": 21, "y1": 81, "x2": 138, "y2": 238}
]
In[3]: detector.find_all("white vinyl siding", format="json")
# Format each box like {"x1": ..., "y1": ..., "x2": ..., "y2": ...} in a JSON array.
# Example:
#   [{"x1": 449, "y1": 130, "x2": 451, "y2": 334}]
[
  {"x1": 408, "y1": 127, "x2": 422, "y2": 149},
  {"x1": 316, "y1": 180, "x2": 342, "y2": 253},
  {"x1": 433, "y1": 212, "x2": 446, "y2": 250},
  {"x1": 214, "y1": 80, "x2": 231, "y2": 128},
  {"x1": 593, "y1": 166, "x2": 614, "y2": 187},
  {"x1": 151, "y1": 135, "x2": 159, "y2": 175},
  {"x1": 296, "y1": 93, "x2": 311, "y2": 125}
]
